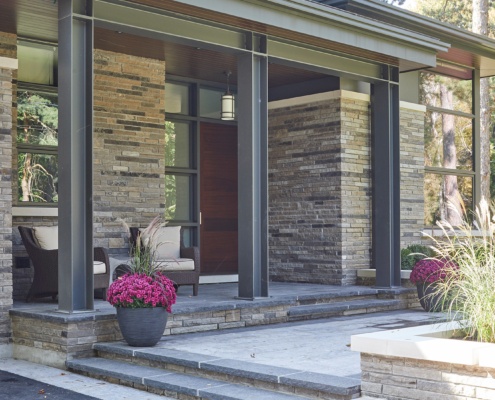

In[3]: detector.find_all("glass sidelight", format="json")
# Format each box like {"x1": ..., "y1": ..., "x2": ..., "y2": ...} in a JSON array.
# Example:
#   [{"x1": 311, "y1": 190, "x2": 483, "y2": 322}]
[{"x1": 164, "y1": 78, "x2": 237, "y2": 250}]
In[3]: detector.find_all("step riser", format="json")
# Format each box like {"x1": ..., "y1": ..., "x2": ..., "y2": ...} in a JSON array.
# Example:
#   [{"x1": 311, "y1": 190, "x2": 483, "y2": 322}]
[
  {"x1": 288, "y1": 304, "x2": 403, "y2": 322},
  {"x1": 296, "y1": 294, "x2": 382, "y2": 306},
  {"x1": 70, "y1": 369, "x2": 177, "y2": 398},
  {"x1": 93, "y1": 350, "x2": 356, "y2": 400}
]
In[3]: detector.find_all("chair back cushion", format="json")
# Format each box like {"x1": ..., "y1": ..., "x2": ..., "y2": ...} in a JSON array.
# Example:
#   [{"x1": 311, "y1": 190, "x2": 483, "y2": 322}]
[
  {"x1": 33, "y1": 226, "x2": 58, "y2": 250},
  {"x1": 140, "y1": 226, "x2": 181, "y2": 260}
]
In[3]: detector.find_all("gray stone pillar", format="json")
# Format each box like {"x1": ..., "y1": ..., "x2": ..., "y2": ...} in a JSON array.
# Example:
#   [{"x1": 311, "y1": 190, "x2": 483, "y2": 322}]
[{"x1": 0, "y1": 56, "x2": 17, "y2": 356}]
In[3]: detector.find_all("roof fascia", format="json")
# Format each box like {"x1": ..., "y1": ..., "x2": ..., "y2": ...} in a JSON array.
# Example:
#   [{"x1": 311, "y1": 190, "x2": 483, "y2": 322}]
[
  {"x1": 333, "y1": 0, "x2": 495, "y2": 60},
  {"x1": 170, "y1": 0, "x2": 449, "y2": 66}
]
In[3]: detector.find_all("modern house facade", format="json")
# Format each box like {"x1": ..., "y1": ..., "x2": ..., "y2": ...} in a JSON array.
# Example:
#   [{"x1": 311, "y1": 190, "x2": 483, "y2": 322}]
[{"x1": 1, "y1": 0, "x2": 495, "y2": 355}]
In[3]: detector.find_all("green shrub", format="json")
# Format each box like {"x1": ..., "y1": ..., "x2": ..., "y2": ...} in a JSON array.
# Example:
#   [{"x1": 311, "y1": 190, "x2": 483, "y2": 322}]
[
  {"x1": 400, "y1": 244, "x2": 434, "y2": 270},
  {"x1": 427, "y1": 199, "x2": 495, "y2": 343}
]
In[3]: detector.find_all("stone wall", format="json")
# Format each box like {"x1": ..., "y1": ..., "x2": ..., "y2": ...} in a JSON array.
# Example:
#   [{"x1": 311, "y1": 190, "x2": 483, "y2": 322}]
[
  {"x1": 0, "y1": 68, "x2": 13, "y2": 350},
  {"x1": 268, "y1": 91, "x2": 371, "y2": 285},
  {"x1": 93, "y1": 49, "x2": 166, "y2": 254},
  {"x1": 268, "y1": 93, "x2": 426, "y2": 285},
  {"x1": 361, "y1": 353, "x2": 495, "y2": 399},
  {"x1": 0, "y1": 32, "x2": 16, "y2": 352}
]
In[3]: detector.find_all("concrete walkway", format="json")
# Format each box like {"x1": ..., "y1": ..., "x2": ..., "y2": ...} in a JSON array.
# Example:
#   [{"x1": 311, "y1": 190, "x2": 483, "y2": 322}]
[{"x1": 0, "y1": 309, "x2": 443, "y2": 399}]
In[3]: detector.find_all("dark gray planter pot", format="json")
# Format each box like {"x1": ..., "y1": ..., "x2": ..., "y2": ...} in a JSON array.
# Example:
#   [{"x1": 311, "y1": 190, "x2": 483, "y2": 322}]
[
  {"x1": 416, "y1": 283, "x2": 443, "y2": 312},
  {"x1": 116, "y1": 307, "x2": 168, "y2": 347}
]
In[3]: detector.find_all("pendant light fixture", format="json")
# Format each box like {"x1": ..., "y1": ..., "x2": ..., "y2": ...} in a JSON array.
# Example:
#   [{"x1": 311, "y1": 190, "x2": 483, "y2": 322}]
[{"x1": 221, "y1": 70, "x2": 235, "y2": 121}]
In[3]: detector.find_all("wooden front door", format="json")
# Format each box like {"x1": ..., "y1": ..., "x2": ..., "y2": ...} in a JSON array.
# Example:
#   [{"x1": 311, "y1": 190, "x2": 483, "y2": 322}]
[{"x1": 200, "y1": 122, "x2": 238, "y2": 275}]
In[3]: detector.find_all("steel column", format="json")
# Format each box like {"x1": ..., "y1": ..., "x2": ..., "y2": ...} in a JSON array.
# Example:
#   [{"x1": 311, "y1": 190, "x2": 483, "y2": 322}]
[
  {"x1": 371, "y1": 67, "x2": 401, "y2": 288},
  {"x1": 472, "y1": 69, "x2": 481, "y2": 206},
  {"x1": 237, "y1": 52, "x2": 269, "y2": 299},
  {"x1": 58, "y1": 0, "x2": 95, "y2": 312}
]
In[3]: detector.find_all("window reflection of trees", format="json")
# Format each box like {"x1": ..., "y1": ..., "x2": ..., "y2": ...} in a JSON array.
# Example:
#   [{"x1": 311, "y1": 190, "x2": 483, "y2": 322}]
[
  {"x1": 421, "y1": 73, "x2": 474, "y2": 226},
  {"x1": 17, "y1": 91, "x2": 58, "y2": 203}
]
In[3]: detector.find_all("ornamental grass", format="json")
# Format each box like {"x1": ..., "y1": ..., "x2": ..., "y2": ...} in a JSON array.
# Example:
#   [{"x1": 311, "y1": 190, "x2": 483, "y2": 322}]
[
  {"x1": 107, "y1": 216, "x2": 177, "y2": 312},
  {"x1": 426, "y1": 199, "x2": 495, "y2": 343}
]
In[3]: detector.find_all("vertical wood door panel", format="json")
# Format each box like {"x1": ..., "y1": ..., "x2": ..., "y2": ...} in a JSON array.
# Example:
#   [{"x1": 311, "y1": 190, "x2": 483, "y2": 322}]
[{"x1": 200, "y1": 122, "x2": 238, "y2": 275}]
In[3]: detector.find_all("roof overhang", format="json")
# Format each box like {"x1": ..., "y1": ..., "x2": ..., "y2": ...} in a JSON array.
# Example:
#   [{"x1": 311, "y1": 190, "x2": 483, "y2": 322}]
[
  {"x1": 318, "y1": 0, "x2": 495, "y2": 78},
  {"x1": 139, "y1": 0, "x2": 449, "y2": 71}
]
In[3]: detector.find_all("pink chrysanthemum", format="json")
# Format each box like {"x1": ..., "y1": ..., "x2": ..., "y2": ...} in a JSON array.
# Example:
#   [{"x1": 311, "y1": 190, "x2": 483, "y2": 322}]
[
  {"x1": 410, "y1": 259, "x2": 457, "y2": 285},
  {"x1": 107, "y1": 272, "x2": 176, "y2": 312}
]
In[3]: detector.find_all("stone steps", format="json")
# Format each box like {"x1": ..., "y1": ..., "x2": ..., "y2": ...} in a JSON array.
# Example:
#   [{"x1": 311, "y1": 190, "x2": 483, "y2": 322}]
[
  {"x1": 287, "y1": 299, "x2": 402, "y2": 321},
  {"x1": 66, "y1": 343, "x2": 361, "y2": 400}
]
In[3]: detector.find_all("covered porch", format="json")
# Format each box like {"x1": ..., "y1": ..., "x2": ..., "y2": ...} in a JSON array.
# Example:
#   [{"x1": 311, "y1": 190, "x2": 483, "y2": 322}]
[{"x1": 2, "y1": 0, "x2": 495, "y2": 366}]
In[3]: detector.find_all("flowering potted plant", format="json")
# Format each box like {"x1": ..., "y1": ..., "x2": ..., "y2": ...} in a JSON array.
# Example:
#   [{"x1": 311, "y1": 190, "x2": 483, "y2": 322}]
[
  {"x1": 410, "y1": 258, "x2": 453, "y2": 312},
  {"x1": 107, "y1": 216, "x2": 177, "y2": 347}
]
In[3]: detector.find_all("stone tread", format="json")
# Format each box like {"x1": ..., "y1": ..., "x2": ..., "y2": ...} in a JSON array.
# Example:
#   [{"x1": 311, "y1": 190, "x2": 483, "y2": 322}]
[
  {"x1": 288, "y1": 299, "x2": 401, "y2": 318},
  {"x1": 93, "y1": 343, "x2": 360, "y2": 397},
  {"x1": 67, "y1": 357, "x2": 312, "y2": 400}
]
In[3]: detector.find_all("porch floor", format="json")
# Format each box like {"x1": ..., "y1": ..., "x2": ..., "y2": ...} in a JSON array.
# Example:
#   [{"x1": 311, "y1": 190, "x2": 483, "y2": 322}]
[{"x1": 12, "y1": 281, "x2": 412, "y2": 316}]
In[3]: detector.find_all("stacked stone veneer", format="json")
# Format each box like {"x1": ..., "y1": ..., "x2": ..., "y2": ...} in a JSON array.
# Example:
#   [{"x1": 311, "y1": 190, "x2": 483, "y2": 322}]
[
  {"x1": 268, "y1": 91, "x2": 371, "y2": 285},
  {"x1": 0, "y1": 32, "x2": 16, "y2": 352},
  {"x1": 93, "y1": 49, "x2": 166, "y2": 254},
  {"x1": 361, "y1": 353, "x2": 495, "y2": 399},
  {"x1": 269, "y1": 91, "x2": 426, "y2": 285}
]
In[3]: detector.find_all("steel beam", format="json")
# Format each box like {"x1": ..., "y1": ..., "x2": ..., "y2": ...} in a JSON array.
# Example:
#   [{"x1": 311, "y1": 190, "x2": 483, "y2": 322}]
[
  {"x1": 237, "y1": 52, "x2": 269, "y2": 299},
  {"x1": 58, "y1": 0, "x2": 95, "y2": 312},
  {"x1": 267, "y1": 40, "x2": 382, "y2": 82},
  {"x1": 94, "y1": 0, "x2": 245, "y2": 54},
  {"x1": 371, "y1": 67, "x2": 401, "y2": 288}
]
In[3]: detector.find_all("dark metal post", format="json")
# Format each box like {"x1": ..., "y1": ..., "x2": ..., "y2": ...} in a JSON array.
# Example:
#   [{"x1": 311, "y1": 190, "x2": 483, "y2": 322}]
[
  {"x1": 472, "y1": 69, "x2": 481, "y2": 206},
  {"x1": 237, "y1": 52, "x2": 269, "y2": 299},
  {"x1": 58, "y1": 0, "x2": 95, "y2": 312},
  {"x1": 371, "y1": 67, "x2": 401, "y2": 288}
]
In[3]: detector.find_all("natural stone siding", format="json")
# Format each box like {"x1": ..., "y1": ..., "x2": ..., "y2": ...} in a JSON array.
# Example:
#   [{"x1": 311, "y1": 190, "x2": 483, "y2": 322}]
[
  {"x1": 269, "y1": 93, "x2": 426, "y2": 285},
  {"x1": 0, "y1": 66, "x2": 13, "y2": 347},
  {"x1": 0, "y1": 32, "x2": 16, "y2": 349},
  {"x1": 93, "y1": 49, "x2": 166, "y2": 254},
  {"x1": 11, "y1": 312, "x2": 122, "y2": 369},
  {"x1": 400, "y1": 105, "x2": 425, "y2": 246},
  {"x1": 268, "y1": 92, "x2": 371, "y2": 285},
  {"x1": 361, "y1": 353, "x2": 495, "y2": 400}
]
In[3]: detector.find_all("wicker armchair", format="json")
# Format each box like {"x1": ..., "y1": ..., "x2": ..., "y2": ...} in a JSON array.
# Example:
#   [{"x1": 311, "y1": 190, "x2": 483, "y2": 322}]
[
  {"x1": 130, "y1": 226, "x2": 200, "y2": 296},
  {"x1": 18, "y1": 226, "x2": 110, "y2": 302}
]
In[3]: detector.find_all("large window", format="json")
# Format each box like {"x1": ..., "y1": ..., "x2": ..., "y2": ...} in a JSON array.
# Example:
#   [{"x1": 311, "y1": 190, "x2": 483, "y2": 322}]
[
  {"x1": 16, "y1": 40, "x2": 58, "y2": 205},
  {"x1": 421, "y1": 72, "x2": 474, "y2": 226}
]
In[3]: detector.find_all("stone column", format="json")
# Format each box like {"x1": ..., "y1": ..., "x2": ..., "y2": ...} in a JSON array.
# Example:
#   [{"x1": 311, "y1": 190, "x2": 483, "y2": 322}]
[{"x1": 0, "y1": 55, "x2": 17, "y2": 356}]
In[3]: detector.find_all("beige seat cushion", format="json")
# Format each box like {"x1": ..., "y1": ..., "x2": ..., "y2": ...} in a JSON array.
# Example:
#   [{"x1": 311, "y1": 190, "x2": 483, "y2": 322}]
[
  {"x1": 33, "y1": 226, "x2": 107, "y2": 275},
  {"x1": 154, "y1": 258, "x2": 195, "y2": 271},
  {"x1": 140, "y1": 226, "x2": 181, "y2": 260},
  {"x1": 33, "y1": 226, "x2": 58, "y2": 250},
  {"x1": 93, "y1": 261, "x2": 107, "y2": 274}
]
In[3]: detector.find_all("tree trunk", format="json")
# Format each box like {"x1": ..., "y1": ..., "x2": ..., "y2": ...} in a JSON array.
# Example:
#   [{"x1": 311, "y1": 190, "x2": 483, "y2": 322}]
[
  {"x1": 473, "y1": 0, "x2": 490, "y2": 201},
  {"x1": 441, "y1": 85, "x2": 463, "y2": 225}
]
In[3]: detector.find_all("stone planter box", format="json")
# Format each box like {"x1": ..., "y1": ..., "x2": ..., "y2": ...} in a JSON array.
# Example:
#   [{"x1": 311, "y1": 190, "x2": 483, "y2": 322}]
[{"x1": 351, "y1": 321, "x2": 495, "y2": 399}]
